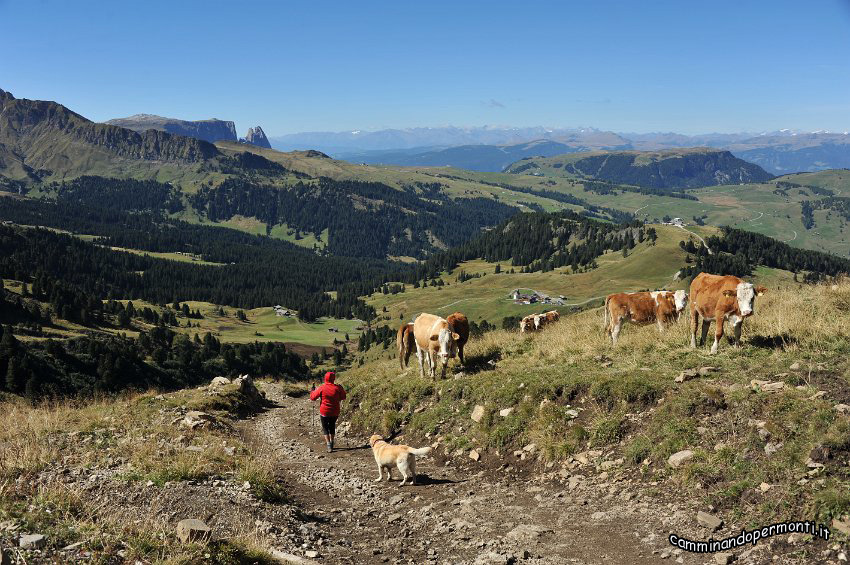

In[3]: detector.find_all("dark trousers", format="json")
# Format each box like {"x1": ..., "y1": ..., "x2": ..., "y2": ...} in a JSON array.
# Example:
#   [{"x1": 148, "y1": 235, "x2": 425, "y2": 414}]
[{"x1": 320, "y1": 415, "x2": 337, "y2": 436}]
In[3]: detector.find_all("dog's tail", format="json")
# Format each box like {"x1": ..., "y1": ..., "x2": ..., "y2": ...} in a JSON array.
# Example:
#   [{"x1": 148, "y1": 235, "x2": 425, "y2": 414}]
[{"x1": 407, "y1": 446, "x2": 431, "y2": 456}]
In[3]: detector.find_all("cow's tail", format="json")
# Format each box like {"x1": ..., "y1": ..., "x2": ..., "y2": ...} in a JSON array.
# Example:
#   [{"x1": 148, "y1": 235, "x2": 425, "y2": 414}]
[
  {"x1": 397, "y1": 325, "x2": 408, "y2": 369},
  {"x1": 602, "y1": 296, "x2": 610, "y2": 333}
]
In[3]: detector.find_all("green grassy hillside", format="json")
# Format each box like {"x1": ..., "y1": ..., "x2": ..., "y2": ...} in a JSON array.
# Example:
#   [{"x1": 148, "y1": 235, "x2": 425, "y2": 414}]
[
  {"x1": 342, "y1": 279, "x2": 850, "y2": 531},
  {"x1": 365, "y1": 224, "x2": 711, "y2": 323},
  {"x1": 503, "y1": 148, "x2": 773, "y2": 188}
]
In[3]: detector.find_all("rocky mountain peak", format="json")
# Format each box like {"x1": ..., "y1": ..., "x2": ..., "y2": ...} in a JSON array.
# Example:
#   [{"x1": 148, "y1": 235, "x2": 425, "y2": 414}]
[{"x1": 244, "y1": 126, "x2": 271, "y2": 149}]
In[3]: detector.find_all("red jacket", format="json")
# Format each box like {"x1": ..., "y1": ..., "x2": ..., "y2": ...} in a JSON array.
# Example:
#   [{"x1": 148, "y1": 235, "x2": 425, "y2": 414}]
[{"x1": 310, "y1": 372, "x2": 346, "y2": 418}]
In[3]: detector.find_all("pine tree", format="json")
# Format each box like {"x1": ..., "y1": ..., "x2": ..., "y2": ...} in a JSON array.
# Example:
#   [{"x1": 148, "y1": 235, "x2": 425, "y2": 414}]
[{"x1": 6, "y1": 356, "x2": 22, "y2": 393}]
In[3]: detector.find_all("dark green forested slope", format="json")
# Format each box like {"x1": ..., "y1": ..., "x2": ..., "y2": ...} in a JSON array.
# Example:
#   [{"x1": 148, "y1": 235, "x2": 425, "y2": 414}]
[{"x1": 506, "y1": 149, "x2": 774, "y2": 189}]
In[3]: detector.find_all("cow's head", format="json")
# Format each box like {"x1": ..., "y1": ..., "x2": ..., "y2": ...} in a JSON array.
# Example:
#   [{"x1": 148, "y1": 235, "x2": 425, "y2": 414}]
[
  {"x1": 533, "y1": 314, "x2": 545, "y2": 329},
  {"x1": 520, "y1": 317, "x2": 534, "y2": 333},
  {"x1": 722, "y1": 283, "x2": 767, "y2": 317},
  {"x1": 672, "y1": 289, "x2": 688, "y2": 314},
  {"x1": 430, "y1": 328, "x2": 459, "y2": 361}
]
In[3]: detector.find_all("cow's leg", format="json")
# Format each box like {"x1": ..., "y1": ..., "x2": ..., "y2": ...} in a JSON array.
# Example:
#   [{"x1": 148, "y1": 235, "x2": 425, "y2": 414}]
[
  {"x1": 429, "y1": 352, "x2": 437, "y2": 381},
  {"x1": 610, "y1": 318, "x2": 623, "y2": 346},
  {"x1": 458, "y1": 346, "x2": 464, "y2": 365},
  {"x1": 656, "y1": 316, "x2": 665, "y2": 333},
  {"x1": 733, "y1": 321, "x2": 743, "y2": 346},
  {"x1": 700, "y1": 320, "x2": 711, "y2": 347},
  {"x1": 710, "y1": 317, "x2": 724, "y2": 355},
  {"x1": 440, "y1": 357, "x2": 448, "y2": 380},
  {"x1": 690, "y1": 307, "x2": 699, "y2": 348},
  {"x1": 415, "y1": 345, "x2": 426, "y2": 379}
]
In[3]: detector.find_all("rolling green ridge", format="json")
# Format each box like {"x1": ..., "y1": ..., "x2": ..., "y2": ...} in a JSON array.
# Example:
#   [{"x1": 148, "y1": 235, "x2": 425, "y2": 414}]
[{"x1": 503, "y1": 148, "x2": 774, "y2": 188}]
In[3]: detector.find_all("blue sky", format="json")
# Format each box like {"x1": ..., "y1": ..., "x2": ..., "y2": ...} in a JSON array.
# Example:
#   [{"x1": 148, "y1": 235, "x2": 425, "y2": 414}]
[{"x1": 2, "y1": 0, "x2": 850, "y2": 135}]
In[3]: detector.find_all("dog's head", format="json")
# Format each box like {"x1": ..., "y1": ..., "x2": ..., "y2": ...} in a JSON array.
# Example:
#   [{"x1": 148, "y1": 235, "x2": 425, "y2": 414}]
[{"x1": 369, "y1": 434, "x2": 383, "y2": 447}]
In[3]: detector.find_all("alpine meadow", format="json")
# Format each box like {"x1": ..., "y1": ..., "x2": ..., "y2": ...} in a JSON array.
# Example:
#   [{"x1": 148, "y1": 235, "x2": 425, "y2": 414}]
[{"x1": 3, "y1": 2, "x2": 850, "y2": 564}]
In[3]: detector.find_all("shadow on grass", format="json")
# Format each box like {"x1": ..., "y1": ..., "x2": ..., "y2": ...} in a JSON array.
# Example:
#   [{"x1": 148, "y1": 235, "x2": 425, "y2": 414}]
[
  {"x1": 455, "y1": 351, "x2": 501, "y2": 375},
  {"x1": 748, "y1": 333, "x2": 798, "y2": 350}
]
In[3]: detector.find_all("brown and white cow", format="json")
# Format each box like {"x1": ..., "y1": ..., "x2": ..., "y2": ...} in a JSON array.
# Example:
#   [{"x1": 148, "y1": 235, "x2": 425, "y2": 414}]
[
  {"x1": 446, "y1": 312, "x2": 470, "y2": 365},
  {"x1": 603, "y1": 290, "x2": 688, "y2": 346},
  {"x1": 689, "y1": 273, "x2": 767, "y2": 354},
  {"x1": 521, "y1": 310, "x2": 561, "y2": 333},
  {"x1": 520, "y1": 314, "x2": 537, "y2": 333},
  {"x1": 413, "y1": 313, "x2": 460, "y2": 380},
  {"x1": 538, "y1": 310, "x2": 560, "y2": 328},
  {"x1": 396, "y1": 323, "x2": 415, "y2": 369}
]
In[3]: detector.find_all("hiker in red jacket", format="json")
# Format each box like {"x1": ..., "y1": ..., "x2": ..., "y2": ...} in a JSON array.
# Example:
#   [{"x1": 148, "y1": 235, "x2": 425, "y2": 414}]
[{"x1": 310, "y1": 371, "x2": 347, "y2": 452}]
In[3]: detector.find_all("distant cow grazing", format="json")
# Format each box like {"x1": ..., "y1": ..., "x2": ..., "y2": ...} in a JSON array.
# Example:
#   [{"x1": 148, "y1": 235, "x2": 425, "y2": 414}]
[
  {"x1": 413, "y1": 313, "x2": 460, "y2": 380},
  {"x1": 521, "y1": 310, "x2": 560, "y2": 333},
  {"x1": 446, "y1": 312, "x2": 470, "y2": 365},
  {"x1": 541, "y1": 310, "x2": 560, "y2": 327},
  {"x1": 604, "y1": 290, "x2": 688, "y2": 346},
  {"x1": 689, "y1": 273, "x2": 767, "y2": 354},
  {"x1": 396, "y1": 323, "x2": 415, "y2": 369},
  {"x1": 520, "y1": 315, "x2": 537, "y2": 333}
]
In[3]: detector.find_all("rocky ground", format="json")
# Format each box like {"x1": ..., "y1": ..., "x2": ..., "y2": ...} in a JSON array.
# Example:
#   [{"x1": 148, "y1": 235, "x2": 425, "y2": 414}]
[
  {"x1": 2, "y1": 378, "x2": 845, "y2": 564},
  {"x1": 242, "y1": 382, "x2": 844, "y2": 564}
]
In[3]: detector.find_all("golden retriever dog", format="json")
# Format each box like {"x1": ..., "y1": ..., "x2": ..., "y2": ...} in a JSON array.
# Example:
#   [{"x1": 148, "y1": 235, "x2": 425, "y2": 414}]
[{"x1": 369, "y1": 434, "x2": 431, "y2": 486}]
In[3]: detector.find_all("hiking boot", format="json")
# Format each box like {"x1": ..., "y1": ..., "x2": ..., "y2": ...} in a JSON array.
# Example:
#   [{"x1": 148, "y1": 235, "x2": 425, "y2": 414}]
[{"x1": 327, "y1": 443, "x2": 333, "y2": 453}]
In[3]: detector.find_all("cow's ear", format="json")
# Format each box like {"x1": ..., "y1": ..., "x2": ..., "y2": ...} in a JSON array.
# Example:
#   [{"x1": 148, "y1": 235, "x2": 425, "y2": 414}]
[
  {"x1": 722, "y1": 290, "x2": 736, "y2": 297},
  {"x1": 429, "y1": 334, "x2": 438, "y2": 341},
  {"x1": 452, "y1": 332, "x2": 460, "y2": 341},
  {"x1": 755, "y1": 286, "x2": 768, "y2": 296}
]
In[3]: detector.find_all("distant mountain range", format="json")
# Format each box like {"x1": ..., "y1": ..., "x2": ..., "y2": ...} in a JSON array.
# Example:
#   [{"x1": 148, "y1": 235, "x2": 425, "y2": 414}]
[
  {"x1": 0, "y1": 88, "x2": 221, "y2": 182},
  {"x1": 270, "y1": 126, "x2": 630, "y2": 154},
  {"x1": 271, "y1": 126, "x2": 850, "y2": 175},
  {"x1": 105, "y1": 114, "x2": 237, "y2": 143},
  {"x1": 337, "y1": 139, "x2": 628, "y2": 172}
]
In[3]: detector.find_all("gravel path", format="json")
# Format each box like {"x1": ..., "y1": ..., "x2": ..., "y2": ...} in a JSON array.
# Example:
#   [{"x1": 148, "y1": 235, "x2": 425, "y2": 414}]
[{"x1": 240, "y1": 382, "x2": 774, "y2": 565}]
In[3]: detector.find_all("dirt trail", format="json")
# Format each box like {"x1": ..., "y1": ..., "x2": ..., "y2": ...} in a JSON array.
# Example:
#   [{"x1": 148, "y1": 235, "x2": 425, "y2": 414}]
[{"x1": 240, "y1": 382, "x2": 759, "y2": 565}]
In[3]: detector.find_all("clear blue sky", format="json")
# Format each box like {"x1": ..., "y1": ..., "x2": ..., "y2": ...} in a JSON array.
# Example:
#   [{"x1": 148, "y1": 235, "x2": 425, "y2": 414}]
[{"x1": 2, "y1": 0, "x2": 850, "y2": 135}]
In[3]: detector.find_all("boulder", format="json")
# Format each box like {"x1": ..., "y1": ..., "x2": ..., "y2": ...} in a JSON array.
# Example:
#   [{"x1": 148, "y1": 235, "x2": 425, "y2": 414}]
[
  {"x1": 764, "y1": 442, "x2": 783, "y2": 456},
  {"x1": 180, "y1": 411, "x2": 217, "y2": 430},
  {"x1": 675, "y1": 369, "x2": 699, "y2": 383},
  {"x1": 499, "y1": 407, "x2": 514, "y2": 418},
  {"x1": 759, "y1": 482, "x2": 772, "y2": 493},
  {"x1": 523, "y1": 443, "x2": 537, "y2": 454},
  {"x1": 19, "y1": 533, "x2": 46, "y2": 549},
  {"x1": 835, "y1": 404, "x2": 850, "y2": 415},
  {"x1": 750, "y1": 380, "x2": 785, "y2": 393},
  {"x1": 471, "y1": 405, "x2": 485, "y2": 423},
  {"x1": 697, "y1": 511, "x2": 723, "y2": 531},
  {"x1": 714, "y1": 552, "x2": 735, "y2": 564},
  {"x1": 469, "y1": 449, "x2": 481, "y2": 462},
  {"x1": 599, "y1": 458, "x2": 623, "y2": 471},
  {"x1": 210, "y1": 376, "x2": 231, "y2": 387},
  {"x1": 269, "y1": 550, "x2": 310, "y2": 563},
  {"x1": 667, "y1": 450, "x2": 694, "y2": 468},
  {"x1": 176, "y1": 519, "x2": 211, "y2": 544},
  {"x1": 832, "y1": 516, "x2": 850, "y2": 536},
  {"x1": 304, "y1": 550, "x2": 320, "y2": 558},
  {"x1": 787, "y1": 532, "x2": 812, "y2": 544}
]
